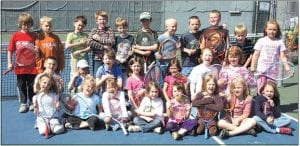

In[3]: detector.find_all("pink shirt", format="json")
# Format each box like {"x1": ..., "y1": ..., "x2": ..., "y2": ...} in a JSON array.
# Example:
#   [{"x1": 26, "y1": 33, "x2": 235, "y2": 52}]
[
  {"x1": 164, "y1": 75, "x2": 187, "y2": 99},
  {"x1": 125, "y1": 75, "x2": 144, "y2": 106},
  {"x1": 228, "y1": 95, "x2": 252, "y2": 118}
]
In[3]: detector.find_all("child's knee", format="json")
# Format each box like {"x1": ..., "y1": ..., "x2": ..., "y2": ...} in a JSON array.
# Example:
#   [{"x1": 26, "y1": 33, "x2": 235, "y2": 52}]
[
  {"x1": 196, "y1": 121, "x2": 204, "y2": 134},
  {"x1": 52, "y1": 124, "x2": 65, "y2": 134},
  {"x1": 208, "y1": 126, "x2": 218, "y2": 136}
]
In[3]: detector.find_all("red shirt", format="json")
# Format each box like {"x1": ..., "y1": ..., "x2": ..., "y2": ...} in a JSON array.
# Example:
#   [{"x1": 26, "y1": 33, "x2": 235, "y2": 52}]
[{"x1": 7, "y1": 31, "x2": 37, "y2": 75}]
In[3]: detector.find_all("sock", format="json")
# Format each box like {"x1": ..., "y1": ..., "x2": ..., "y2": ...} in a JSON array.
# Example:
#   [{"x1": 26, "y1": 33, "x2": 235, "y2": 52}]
[{"x1": 276, "y1": 127, "x2": 279, "y2": 133}]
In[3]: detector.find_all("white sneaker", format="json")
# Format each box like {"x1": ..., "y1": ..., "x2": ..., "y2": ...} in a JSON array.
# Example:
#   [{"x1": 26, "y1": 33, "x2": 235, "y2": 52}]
[
  {"x1": 153, "y1": 127, "x2": 163, "y2": 134},
  {"x1": 29, "y1": 104, "x2": 34, "y2": 111},
  {"x1": 19, "y1": 104, "x2": 28, "y2": 113}
]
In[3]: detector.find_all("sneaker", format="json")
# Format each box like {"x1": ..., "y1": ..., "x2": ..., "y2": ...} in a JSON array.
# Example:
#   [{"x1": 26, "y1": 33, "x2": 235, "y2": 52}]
[
  {"x1": 29, "y1": 104, "x2": 34, "y2": 111},
  {"x1": 172, "y1": 132, "x2": 182, "y2": 140},
  {"x1": 247, "y1": 128, "x2": 257, "y2": 137},
  {"x1": 219, "y1": 129, "x2": 229, "y2": 139},
  {"x1": 127, "y1": 125, "x2": 135, "y2": 132},
  {"x1": 153, "y1": 127, "x2": 163, "y2": 134},
  {"x1": 19, "y1": 104, "x2": 28, "y2": 113},
  {"x1": 105, "y1": 124, "x2": 112, "y2": 131},
  {"x1": 279, "y1": 127, "x2": 292, "y2": 135}
]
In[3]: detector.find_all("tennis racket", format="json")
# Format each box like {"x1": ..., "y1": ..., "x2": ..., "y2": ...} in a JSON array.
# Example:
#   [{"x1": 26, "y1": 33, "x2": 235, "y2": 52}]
[
  {"x1": 4, "y1": 67, "x2": 13, "y2": 75},
  {"x1": 158, "y1": 39, "x2": 179, "y2": 60},
  {"x1": 169, "y1": 95, "x2": 191, "y2": 124},
  {"x1": 111, "y1": 117, "x2": 128, "y2": 136},
  {"x1": 16, "y1": 47, "x2": 37, "y2": 67},
  {"x1": 59, "y1": 94, "x2": 76, "y2": 116},
  {"x1": 37, "y1": 110, "x2": 58, "y2": 139},
  {"x1": 143, "y1": 62, "x2": 160, "y2": 88},
  {"x1": 254, "y1": 61, "x2": 295, "y2": 81}
]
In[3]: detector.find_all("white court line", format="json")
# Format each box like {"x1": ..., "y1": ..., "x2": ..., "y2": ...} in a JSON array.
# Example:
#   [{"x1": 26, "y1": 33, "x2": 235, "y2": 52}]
[
  {"x1": 211, "y1": 136, "x2": 226, "y2": 145},
  {"x1": 282, "y1": 113, "x2": 298, "y2": 122}
]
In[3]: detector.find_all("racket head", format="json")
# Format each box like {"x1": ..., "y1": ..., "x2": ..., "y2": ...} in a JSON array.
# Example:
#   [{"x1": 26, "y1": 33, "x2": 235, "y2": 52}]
[
  {"x1": 209, "y1": 64, "x2": 222, "y2": 77},
  {"x1": 135, "y1": 30, "x2": 155, "y2": 46},
  {"x1": 259, "y1": 61, "x2": 295, "y2": 80},
  {"x1": 143, "y1": 62, "x2": 160, "y2": 87},
  {"x1": 16, "y1": 47, "x2": 36, "y2": 66},
  {"x1": 159, "y1": 39, "x2": 178, "y2": 60},
  {"x1": 59, "y1": 94, "x2": 76, "y2": 115}
]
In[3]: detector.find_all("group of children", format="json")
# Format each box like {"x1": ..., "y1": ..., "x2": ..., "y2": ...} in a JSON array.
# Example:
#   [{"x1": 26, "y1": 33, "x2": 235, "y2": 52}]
[{"x1": 7, "y1": 9, "x2": 294, "y2": 140}]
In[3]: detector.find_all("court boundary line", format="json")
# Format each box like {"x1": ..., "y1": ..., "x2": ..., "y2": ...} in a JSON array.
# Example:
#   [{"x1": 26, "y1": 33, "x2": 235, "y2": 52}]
[
  {"x1": 282, "y1": 113, "x2": 299, "y2": 122},
  {"x1": 212, "y1": 136, "x2": 226, "y2": 145}
]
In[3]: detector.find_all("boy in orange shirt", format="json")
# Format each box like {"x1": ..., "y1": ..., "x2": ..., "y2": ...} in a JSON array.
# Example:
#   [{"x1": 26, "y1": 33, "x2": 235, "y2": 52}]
[{"x1": 35, "y1": 16, "x2": 65, "y2": 74}]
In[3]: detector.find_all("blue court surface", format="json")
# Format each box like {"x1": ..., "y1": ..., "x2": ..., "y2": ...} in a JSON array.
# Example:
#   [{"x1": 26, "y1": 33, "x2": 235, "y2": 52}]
[{"x1": 1, "y1": 99, "x2": 298, "y2": 145}]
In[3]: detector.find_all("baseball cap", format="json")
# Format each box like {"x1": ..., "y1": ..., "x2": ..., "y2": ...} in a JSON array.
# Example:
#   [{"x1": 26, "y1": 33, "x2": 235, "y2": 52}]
[
  {"x1": 77, "y1": 59, "x2": 89, "y2": 68},
  {"x1": 140, "y1": 12, "x2": 152, "y2": 21}
]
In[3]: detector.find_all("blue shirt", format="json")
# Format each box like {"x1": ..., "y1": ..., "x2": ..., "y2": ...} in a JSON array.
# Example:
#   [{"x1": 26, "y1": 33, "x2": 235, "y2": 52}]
[{"x1": 73, "y1": 93, "x2": 101, "y2": 119}]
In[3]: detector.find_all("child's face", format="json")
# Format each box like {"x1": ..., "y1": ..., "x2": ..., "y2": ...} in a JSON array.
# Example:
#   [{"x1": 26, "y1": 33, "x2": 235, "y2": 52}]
[
  {"x1": 166, "y1": 22, "x2": 177, "y2": 34},
  {"x1": 189, "y1": 19, "x2": 200, "y2": 33},
  {"x1": 228, "y1": 55, "x2": 239, "y2": 67},
  {"x1": 172, "y1": 87, "x2": 183, "y2": 97},
  {"x1": 232, "y1": 82, "x2": 244, "y2": 97},
  {"x1": 169, "y1": 65, "x2": 179, "y2": 76},
  {"x1": 140, "y1": 19, "x2": 151, "y2": 29},
  {"x1": 74, "y1": 21, "x2": 86, "y2": 33},
  {"x1": 117, "y1": 26, "x2": 128, "y2": 35},
  {"x1": 149, "y1": 87, "x2": 159, "y2": 100},
  {"x1": 41, "y1": 22, "x2": 52, "y2": 33},
  {"x1": 130, "y1": 62, "x2": 141, "y2": 75},
  {"x1": 201, "y1": 49, "x2": 213, "y2": 65},
  {"x1": 103, "y1": 55, "x2": 114, "y2": 68},
  {"x1": 78, "y1": 67, "x2": 89, "y2": 75},
  {"x1": 209, "y1": 13, "x2": 220, "y2": 26},
  {"x1": 96, "y1": 16, "x2": 108, "y2": 28},
  {"x1": 82, "y1": 83, "x2": 94, "y2": 96},
  {"x1": 106, "y1": 84, "x2": 117, "y2": 94},
  {"x1": 262, "y1": 84, "x2": 274, "y2": 100},
  {"x1": 20, "y1": 23, "x2": 32, "y2": 32},
  {"x1": 206, "y1": 79, "x2": 216, "y2": 95},
  {"x1": 265, "y1": 23, "x2": 278, "y2": 39},
  {"x1": 39, "y1": 76, "x2": 51, "y2": 92},
  {"x1": 44, "y1": 59, "x2": 57, "y2": 73},
  {"x1": 235, "y1": 32, "x2": 246, "y2": 44}
]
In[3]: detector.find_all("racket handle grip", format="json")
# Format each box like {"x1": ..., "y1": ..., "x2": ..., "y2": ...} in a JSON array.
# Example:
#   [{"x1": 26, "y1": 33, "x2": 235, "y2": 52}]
[{"x1": 45, "y1": 124, "x2": 49, "y2": 139}]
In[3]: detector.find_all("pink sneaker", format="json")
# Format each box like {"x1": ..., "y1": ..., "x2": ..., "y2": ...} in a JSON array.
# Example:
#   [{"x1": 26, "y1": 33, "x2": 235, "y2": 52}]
[{"x1": 279, "y1": 127, "x2": 292, "y2": 135}]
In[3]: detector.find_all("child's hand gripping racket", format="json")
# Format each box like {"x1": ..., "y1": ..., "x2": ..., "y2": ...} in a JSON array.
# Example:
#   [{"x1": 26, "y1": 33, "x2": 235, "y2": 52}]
[{"x1": 111, "y1": 117, "x2": 129, "y2": 136}]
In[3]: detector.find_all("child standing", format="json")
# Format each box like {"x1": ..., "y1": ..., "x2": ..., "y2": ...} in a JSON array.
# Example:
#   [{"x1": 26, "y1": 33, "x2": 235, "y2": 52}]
[
  {"x1": 68, "y1": 59, "x2": 91, "y2": 94},
  {"x1": 166, "y1": 82, "x2": 197, "y2": 140},
  {"x1": 180, "y1": 16, "x2": 202, "y2": 77},
  {"x1": 231, "y1": 24, "x2": 254, "y2": 68},
  {"x1": 65, "y1": 15, "x2": 90, "y2": 79},
  {"x1": 132, "y1": 12, "x2": 158, "y2": 72},
  {"x1": 218, "y1": 46, "x2": 256, "y2": 95},
  {"x1": 251, "y1": 20, "x2": 293, "y2": 94},
  {"x1": 101, "y1": 78, "x2": 130, "y2": 131},
  {"x1": 218, "y1": 77, "x2": 257, "y2": 139},
  {"x1": 188, "y1": 48, "x2": 219, "y2": 101},
  {"x1": 95, "y1": 49, "x2": 122, "y2": 96},
  {"x1": 64, "y1": 76, "x2": 104, "y2": 131},
  {"x1": 33, "y1": 73, "x2": 64, "y2": 136},
  {"x1": 7, "y1": 12, "x2": 38, "y2": 113},
  {"x1": 200, "y1": 10, "x2": 230, "y2": 64},
  {"x1": 163, "y1": 59, "x2": 188, "y2": 102},
  {"x1": 87, "y1": 10, "x2": 115, "y2": 75},
  {"x1": 114, "y1": 17, "x2": 134, "y2": 88},
  {"x1": 156, "y1": 18, "x2": 181, "y2": 88},
  {"x1": 253, "y1": 81, "x2": 292, "y2": 135},
  {"x1": 125, "y1": 57, "x2": 146, "y2": 109},
  {"x1": 192, "y1": 73, "x2": 224, "y2": 136},
  {"x1": 35, "y1": 16, "x2": 65, "y2": 74},
  {"x1": 129, "y1": 81, "x2": 164, "y2": 134}
]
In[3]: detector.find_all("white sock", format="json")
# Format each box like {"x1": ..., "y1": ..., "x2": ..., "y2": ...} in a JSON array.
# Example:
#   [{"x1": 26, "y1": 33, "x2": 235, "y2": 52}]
[{"x1": 276, "y1": 127, "x2": 280, "y2": 132}]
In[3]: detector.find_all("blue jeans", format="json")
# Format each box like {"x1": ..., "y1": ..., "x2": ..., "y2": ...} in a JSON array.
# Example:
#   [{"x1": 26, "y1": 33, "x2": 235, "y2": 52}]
[
  {"x1": 133, "y1": 116, "x2": 162, "y2": 132},
  {"x1": 181, "y1": 66, "x2": 193, "y2": 78},
  {"x1": 157, "y1": 61, "x2": 169, "y2": 88},
  {"x1": 253, "y1": 115, "x2": 291, "y2": 133}
]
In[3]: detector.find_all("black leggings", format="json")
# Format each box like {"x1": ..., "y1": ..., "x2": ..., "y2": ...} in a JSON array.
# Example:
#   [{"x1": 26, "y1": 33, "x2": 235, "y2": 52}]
[{"x1": 66, "y1": 115, "x2": 104, "y2": 130}]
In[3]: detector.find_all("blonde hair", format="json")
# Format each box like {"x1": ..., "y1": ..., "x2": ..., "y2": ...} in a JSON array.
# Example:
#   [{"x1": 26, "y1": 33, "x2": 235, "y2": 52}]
[
  {"x1": 234, "y1": 24, "x2": 247, "y2": 35},
  {"x1": 224, "y1": 46, "x2": 245, "y2": 65},
  {"x1": 165, "y1": 18, "x2": 177, "y2": 27},
  {"x1": 115, "y1": 17, "x2": 128, "y2": 28},
  {"x1": 229, "y1": 76, "x2": 249, "y2": 99},
  {"x1": 17, "y1": 12, "x2": 34, "y2": 28},
  {"x1": 105, "y1": 78, "x2": 118, "y2": 90},
  {"x1": 81, "y1": 75, "x2": 96, "y2": 91},
  {"x1": 263, "y1": 20, "x2": 282, "y2": 38},
  {"x1": 40, "y1": 16, "x2": 52, "y2": 25},
  {"x1": 201, "y1": 73, "x2": 219, "y2": 95},
  {"x1": 34, "y1": 73, "x2": 59, "y2": 94},
  {"x1": 145, "y1": 81, "x2": 161, "y2": 97},
  {"x1": 95, "y1": 10, "x2": 108, "y2": 20}
]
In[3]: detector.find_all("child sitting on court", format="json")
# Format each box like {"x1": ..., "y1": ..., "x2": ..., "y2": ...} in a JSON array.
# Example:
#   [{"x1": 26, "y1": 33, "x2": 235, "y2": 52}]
[
  {"x1": 101, "y1": 78, "x2": 130, "y2": 131},
  {"x1": 68, "y1": 59, "x2": 91, "y2": 94},
  {"x1": 64, "y1": 75, "x2": 104, "y2": 131},
  {"x1": 129, "y1": 81, "x2": 164, "y2": 134},
  {"x1": 33, "y1": 73, "x2": 65, "y2": 136},
  {"x1": 253, "y1": 80, "x2": 292, "y2": 135},
  {"x1": 166, "y1": 82, "x2": 197, "y2": 140},
  {"x1": 192, "y1": 73, "x2": 224, "y2": 136}
]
